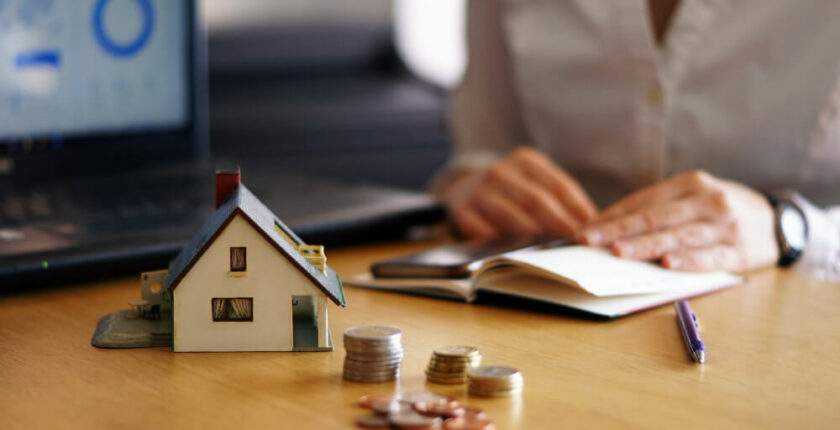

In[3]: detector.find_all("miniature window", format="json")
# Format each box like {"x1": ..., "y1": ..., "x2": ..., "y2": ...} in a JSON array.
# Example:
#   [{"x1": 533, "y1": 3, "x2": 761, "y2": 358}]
[
  {"x1": 212, "y1": 298, "x2": 253, "y2": 321},
  {"x1": 230, "y1": 247, "x2": 246, "y2": 271}
]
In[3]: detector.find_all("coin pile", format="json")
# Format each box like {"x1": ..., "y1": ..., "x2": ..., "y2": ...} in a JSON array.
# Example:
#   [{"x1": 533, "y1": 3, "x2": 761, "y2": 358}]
[
  {"x1": 425, "y1": 345, "x2": 482, "y2": 384},
  {"x1": 356, "y1": 392, "x2": 495, "y2": 430},
  {"x1": 467, "y1": 366, "x2": 523, "y2": 397},
  {"x1": 343, "y1": 325, "x2": 404, "y2": 383}
]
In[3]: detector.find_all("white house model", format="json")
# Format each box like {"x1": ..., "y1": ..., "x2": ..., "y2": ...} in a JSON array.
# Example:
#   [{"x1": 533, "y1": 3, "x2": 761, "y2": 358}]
[{"x1": 162, "y1": 170, "x2": 346, "y2": 352}]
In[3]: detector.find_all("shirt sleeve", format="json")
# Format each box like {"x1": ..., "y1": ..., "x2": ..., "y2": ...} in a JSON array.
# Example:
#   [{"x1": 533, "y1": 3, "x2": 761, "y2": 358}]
[
  {"x1": 791, "y1": 193, "x2": 840, "y2": 282},
  {"x1": 431, "y1": 0, "x2": 530, "y2": 192}
]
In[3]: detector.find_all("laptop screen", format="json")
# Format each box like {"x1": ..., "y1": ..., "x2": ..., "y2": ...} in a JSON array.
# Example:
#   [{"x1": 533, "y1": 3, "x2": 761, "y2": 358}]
[{"x1": 0, "y1": 0, "x2": 190, "y2": 143}]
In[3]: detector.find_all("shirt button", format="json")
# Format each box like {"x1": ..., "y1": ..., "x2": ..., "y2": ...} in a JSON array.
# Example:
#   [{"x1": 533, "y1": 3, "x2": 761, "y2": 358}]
[{"x1": 646, "y1": 82, "x2": 663, "y2": 107}]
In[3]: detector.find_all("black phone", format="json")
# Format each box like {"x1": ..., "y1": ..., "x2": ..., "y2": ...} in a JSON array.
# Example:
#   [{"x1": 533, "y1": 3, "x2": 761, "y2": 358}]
[{"x1": 370, "y1": 236, "x2": 571, "y2": 279}]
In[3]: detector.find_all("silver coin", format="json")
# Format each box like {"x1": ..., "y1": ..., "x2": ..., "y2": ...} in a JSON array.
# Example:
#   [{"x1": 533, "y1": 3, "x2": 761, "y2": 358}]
[
  {"x1": 345, "y1": 342, "x2": 402, "y2": 350},
  {"x1": 343, "y1": 366, "x2": 401, "y2": 374},
  {"x1": 345, "y1": 348, "x2": 404, "y2": 357},
  {"x1": 345, "y1": 355, "x2": 404, "y2": 364},
  {"x1": 346, "y1": 358, "x2": 403, "y2": 367},
  {"x1": 343, "y1": 374, "x2": 399, "y2": 383},
  {"x1": 344, "y1": 365, "x2": 402, "y2": 374},
  {"x1": 467, "y1": 379, "x2": 524, "y2": 390},
  {"x1": 344, "y1": 325, "x2": 402, "y2": 340},
  {"x1": 345, "y1": 340, "x2": 403, "y2": 347},
  {"x1": 343, "y1": 370, "x2": 401, "y2": 379},
  {"x1": 345, "y1": 351, "x2": 403, "y2": 359},
  {"x1": 467, "y1": 366, "x2": 521, "y2": 379},
  {"x1": 468, "y1": 387, "x2": 522, "y2": 397}
]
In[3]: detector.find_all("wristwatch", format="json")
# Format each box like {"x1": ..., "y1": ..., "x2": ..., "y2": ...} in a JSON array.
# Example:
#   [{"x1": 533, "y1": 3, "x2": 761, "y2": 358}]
[{"x1": 768, "y1": 194, "x2": 809, "y2": 267}]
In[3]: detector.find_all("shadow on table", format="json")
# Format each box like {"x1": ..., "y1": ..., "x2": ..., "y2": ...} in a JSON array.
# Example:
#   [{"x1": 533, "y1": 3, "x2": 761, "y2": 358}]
[{"x1": 474, "y1": 290, "x2": 613, "y2": 322}]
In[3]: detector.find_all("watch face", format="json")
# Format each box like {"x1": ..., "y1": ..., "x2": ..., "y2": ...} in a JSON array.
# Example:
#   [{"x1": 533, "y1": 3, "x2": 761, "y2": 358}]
[{"x1": 780, "y1": 206, "x2": 807, "y2": 251}]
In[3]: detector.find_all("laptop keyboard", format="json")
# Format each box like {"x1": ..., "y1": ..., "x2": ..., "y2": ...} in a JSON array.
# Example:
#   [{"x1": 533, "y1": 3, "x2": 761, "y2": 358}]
[{"x1": 0, "y1": 169, "x2": 213, "y2": 257}]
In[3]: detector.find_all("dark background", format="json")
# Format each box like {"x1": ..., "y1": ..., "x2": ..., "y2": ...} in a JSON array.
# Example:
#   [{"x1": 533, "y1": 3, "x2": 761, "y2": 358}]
[{"x1": 205, "y1": 0, "x2": 454, "y2": 190}]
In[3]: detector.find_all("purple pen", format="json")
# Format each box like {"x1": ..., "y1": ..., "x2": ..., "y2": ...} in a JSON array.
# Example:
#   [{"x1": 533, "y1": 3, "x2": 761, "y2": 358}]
[{"x1": 675, "y1": 300, "x2": 705, "y2": 363}]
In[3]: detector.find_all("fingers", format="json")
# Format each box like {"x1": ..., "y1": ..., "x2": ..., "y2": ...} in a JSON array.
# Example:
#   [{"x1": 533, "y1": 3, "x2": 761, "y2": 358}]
[
  {"x1": 509, "y1": 148, "x2": 597, "y2": 223},
  {"x1": 471, "y1": 189, "x2": 542, "y2": 236},
  {"x1": 484, "y1": 161, "x2": 580, "y2": 235},
  {"x1": 611, "y1": 222, "x2": 733, "y2": 261},
  {"x1": 599, "y1": 170, "x2": 719, "y2": 221},
  {"x1": 451, "y1": 206, "x2": 500, "y2": 240},
  {"x1": 579, "y1": 192, "x2": 733, "y2": 246},
  {"x1": 662, "y1": 245, "x2": 743, "y2": 272},
  {"x1": 441, "y1": 147, "x2": 598, "y2": 240}
]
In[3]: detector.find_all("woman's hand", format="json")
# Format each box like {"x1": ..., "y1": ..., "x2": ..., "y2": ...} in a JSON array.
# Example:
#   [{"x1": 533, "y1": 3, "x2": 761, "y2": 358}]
[
  {"x1": 441, "y1": 147, "x2": 597, "y2": 239},
  {"x1": 577, "y1": 170, "x2": 778, "y2": 271}
]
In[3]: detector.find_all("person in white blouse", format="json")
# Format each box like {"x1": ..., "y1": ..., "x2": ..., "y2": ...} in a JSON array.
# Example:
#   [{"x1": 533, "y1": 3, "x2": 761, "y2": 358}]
[{"x1": 437, "y1": 0, "x2": 840, "y2": 281}]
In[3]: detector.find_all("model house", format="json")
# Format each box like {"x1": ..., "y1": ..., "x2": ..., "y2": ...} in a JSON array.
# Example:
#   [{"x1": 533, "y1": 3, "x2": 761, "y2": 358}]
[{"x1": 162, "y1": 170, "x2": 346, "y2": 352}]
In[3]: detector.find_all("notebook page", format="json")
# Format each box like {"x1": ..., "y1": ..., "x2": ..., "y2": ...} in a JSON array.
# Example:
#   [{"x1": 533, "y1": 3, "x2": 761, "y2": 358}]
[{"x1": 486, "y1": 246, "x2": 743, "y2": 297}]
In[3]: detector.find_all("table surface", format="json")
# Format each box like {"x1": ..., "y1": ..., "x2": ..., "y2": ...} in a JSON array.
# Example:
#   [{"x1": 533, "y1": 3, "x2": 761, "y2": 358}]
[{"x1": 2, "y1": 240, "x2": 839, "y2": 429}]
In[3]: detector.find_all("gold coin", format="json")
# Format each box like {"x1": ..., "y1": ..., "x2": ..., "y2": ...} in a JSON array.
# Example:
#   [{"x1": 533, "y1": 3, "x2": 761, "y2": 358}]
[{"x1": 433, "y1": 345, "x2": 480, "y2": 358}]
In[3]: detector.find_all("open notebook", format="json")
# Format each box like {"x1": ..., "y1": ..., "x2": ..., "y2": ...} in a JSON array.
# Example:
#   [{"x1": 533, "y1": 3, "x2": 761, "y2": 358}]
[{"x1": 347, "y1": 246, "x2": 743, "y2": 318}]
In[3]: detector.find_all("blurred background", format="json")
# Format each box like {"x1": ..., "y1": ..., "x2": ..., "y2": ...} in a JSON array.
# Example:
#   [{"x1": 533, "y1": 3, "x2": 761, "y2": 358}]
[
  {"x1": 0, "y1": 0, "x2": 469, "y2": 286},
  {"x1": 203, "y1": 0, "x2": 466, "y2": 190}
]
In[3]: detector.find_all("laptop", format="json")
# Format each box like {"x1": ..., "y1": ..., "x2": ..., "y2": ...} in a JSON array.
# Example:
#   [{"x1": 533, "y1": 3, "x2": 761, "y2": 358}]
[{"x1": 0, "y1": 0, "x2": 442, "y2": 289}]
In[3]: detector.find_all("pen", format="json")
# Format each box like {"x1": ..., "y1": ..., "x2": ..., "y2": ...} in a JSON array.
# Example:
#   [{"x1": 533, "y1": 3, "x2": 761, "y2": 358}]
[{"x1": 675, "y1": 300, "x2": 705, "y2": 363}]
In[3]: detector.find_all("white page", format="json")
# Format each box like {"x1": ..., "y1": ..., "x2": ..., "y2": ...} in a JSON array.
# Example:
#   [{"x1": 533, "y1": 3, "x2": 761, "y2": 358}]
[{"x1": 482, "y1": 246, "x2": 742, "y2": 297}]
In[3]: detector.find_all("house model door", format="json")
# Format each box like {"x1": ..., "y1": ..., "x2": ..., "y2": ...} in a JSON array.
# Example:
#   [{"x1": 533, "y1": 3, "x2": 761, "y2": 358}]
[{"x1": 291, "y1": 295, "x2": 318, "y2": 350}]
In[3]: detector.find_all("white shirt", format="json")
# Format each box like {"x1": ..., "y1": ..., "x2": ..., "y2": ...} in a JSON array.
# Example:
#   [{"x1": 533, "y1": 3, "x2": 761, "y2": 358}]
[{"x1": 447, "y1": 0, "x2": 840, "y2": 280}]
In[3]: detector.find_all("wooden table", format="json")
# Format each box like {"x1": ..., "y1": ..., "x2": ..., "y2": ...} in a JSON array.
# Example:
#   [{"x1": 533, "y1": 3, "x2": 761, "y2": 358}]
[{"x1": 2, "y1": 240, "x2": 839, "y2": 429}]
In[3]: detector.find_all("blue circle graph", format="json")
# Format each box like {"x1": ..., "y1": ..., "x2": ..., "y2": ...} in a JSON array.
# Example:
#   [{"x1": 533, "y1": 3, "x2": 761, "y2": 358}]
[{"x1": 92, "y1": 0, "x2": 154, "y2": 58}]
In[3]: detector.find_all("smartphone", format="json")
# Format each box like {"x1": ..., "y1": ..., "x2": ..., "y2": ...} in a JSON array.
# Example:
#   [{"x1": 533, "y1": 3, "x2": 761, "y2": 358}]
[{"x1": 370, "y1": 236, "x2": 571, "y2": 279}]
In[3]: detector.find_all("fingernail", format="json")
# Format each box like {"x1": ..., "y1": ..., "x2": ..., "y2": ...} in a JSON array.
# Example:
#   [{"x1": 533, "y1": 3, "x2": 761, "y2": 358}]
[
  {"x1": 612, "y1": 242, "x2": 633, "y2": 257},
  {"x1": 583, "y1": 230, "x2": 603, "y2": 245}
]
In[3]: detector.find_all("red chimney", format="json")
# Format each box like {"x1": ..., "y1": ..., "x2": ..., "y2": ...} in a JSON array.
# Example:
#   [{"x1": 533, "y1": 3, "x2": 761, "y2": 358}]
[{"x1": 215, "y1": 169, "x2": 241, "y2": 208}]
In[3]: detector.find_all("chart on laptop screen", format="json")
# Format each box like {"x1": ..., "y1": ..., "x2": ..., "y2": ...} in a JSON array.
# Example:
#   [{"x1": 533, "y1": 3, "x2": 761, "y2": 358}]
[{"x1": 0, "y1": 0, "x2": 188, "y2": 140}]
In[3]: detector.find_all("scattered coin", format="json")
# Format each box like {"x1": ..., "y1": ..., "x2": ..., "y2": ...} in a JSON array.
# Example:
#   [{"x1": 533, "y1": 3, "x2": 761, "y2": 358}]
[
  {"x1": 426, "y1": 345, "x2": 482, "y2": 385},
  {"x1": 414, "y1": 400, "x2": 463, "y2": 418},
  {"x1": 460, "y1": 407, "x2": 487, "y2": 421},
  {"x1": 466, "y1": 366, "x2": 523, "y2": 397},
  {"x1": 372, "y1": 399, "x2": 413, "y2": 416},
  {"x1": 343, "y1": 325, "x2": 404, "y2": 383},
  {"x1": 442, "y1": 416, "x2": 496, "y2": 430},
  {"x1": 356, "y1": 392, "x2": 493, "y2": 430},
  {"x1": 399, "y1": 391, "x2": 461, "y2": 418},
  {"x1": 359, "y1": 395, "x2": 395, "y2": 409},
  {"x1": 389, "y1": 410, "x2": 443, "y2": 429}
]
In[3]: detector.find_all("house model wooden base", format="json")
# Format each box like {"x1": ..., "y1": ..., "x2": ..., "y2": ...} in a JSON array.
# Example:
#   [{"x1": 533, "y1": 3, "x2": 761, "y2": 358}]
[{"x1": 160, "y1": 170, "x2": 346, "y2": 352}]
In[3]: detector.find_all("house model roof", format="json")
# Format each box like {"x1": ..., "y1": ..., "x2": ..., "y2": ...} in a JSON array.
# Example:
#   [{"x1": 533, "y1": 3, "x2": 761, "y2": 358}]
[{"x1": 163, "y1": 184, "x2": 346, "y2": 306}]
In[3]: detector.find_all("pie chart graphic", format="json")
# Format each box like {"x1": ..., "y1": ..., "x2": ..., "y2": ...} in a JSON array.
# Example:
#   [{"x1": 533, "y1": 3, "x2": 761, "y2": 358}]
[{"x1": 92, "y1": 0, "x2": 154, "y2": 58}]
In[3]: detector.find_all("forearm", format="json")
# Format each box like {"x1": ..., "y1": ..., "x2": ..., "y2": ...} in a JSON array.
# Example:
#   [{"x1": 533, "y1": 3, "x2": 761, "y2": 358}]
[{"x1": 433, "y1": 0, "x2": 528, "y2": 193}]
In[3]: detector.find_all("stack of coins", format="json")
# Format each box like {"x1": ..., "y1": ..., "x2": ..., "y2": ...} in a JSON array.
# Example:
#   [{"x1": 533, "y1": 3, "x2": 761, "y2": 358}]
[
  {"x1": 425, "y1": 345, "x2": 482, "y2": 384},
  {"x1": 343, "y1": 326, "x2": 404, "y2": 383},
  {"x1": 466, "y1": 366, "x2": 523, "y2": 397}
]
